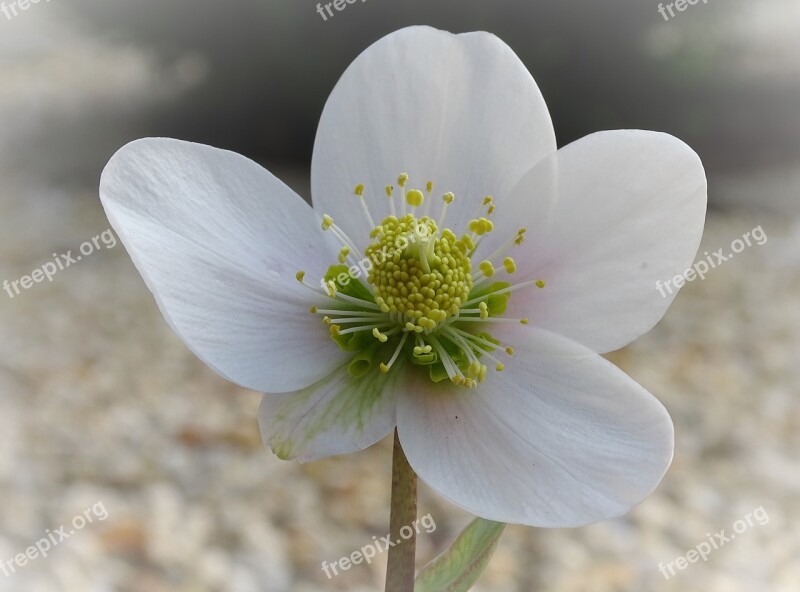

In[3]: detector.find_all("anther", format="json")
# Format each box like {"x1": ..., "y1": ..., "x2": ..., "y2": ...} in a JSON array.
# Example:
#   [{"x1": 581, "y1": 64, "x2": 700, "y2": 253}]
[{"x1": 503, "y1": 257, "x2": 516, "y2": 274}]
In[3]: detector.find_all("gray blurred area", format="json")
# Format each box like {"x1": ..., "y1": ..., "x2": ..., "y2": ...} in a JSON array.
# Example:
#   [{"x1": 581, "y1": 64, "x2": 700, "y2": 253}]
[
  {"x1": 2, "y1": 0, "x2": 799, "y2": 204},
  {"x1": 1, "y1": 1, "x2": 799, "y2": 591}
]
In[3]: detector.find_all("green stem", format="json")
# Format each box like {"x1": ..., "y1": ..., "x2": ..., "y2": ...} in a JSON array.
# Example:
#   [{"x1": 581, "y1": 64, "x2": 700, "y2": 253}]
[{"x1": 385, "y1": 428, "x2": 418, "y2": 592}]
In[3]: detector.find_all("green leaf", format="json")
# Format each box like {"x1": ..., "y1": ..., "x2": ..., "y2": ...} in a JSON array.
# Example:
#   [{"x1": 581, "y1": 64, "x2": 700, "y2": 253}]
[{"x1": 415, "y1": 518, "x2": 507, "y2": 592}]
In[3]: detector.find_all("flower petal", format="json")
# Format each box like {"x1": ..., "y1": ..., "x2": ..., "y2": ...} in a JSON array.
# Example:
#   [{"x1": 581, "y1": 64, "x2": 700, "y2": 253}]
[
  {"x1": 259, "y1": 361, "x2": 401, "y2": 462},
  {"x1": 100, "y1": 138, "x2": 349, "y2": 393},
  {"x1": 312, "y1": 25, "x2": 556, "y2": 249},
  {"x1": 484, "y1": 130, "x2": 707, "y2": 353},
  {"x1": 397, "y1": 326, "x2": 674, "y2": 527}
]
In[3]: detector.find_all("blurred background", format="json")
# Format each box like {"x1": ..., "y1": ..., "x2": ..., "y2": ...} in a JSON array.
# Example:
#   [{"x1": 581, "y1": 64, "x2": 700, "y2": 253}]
[{"x1": 0, "y1": 0, "x2": 798, "y2": 590}]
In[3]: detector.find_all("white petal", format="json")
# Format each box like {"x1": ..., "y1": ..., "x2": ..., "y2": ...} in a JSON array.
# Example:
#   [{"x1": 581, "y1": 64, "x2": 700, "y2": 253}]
[
  {"x1": 100, "y1": 138, "x2": 349, "y2": 393},
  {"x1": 484, "y1": 130, "x2": 707, "y2": 353},
  {"x1": 259, "y1": 361, "x2": 401, "y2": 462},
  {"x1": 397, "y1": 327, "x2": 674, "y2": 527},
  {"x1": 312, "y1": 25, "x2": 556, "y2": 249}
]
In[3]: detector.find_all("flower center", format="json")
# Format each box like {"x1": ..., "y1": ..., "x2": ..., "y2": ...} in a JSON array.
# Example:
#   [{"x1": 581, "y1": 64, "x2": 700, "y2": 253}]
[
  {"x1": 296, "y1": 175, "x2": 544, "y2": 389},
  {"x1": 366, "y1": 214, "x2": 471, "y2": 331}
]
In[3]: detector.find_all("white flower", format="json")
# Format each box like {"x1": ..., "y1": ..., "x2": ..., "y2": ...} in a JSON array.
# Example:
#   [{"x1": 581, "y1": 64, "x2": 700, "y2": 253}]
[{"x1": 99, "y1": 26, "x2": 706, "y2": 527}]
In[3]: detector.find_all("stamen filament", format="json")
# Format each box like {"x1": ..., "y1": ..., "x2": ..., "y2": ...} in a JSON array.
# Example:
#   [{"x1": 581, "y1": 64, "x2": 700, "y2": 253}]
[
  {"x1": 380, "y1": 331, "x2": 409, "y2": 373},
  {"x1": 355, "y1": 186, "x2": 377, "y2": 230},
  {"x1": 449, "y1": 316, "x2": 529, "y2": 325},
  {"x1": 428, "y1": 335, "x2": 463, "y2": 384},
  {"x1": 423, "y1": 181, "x2": 434, "y2": 218},
  {"x1": 385, "y1": 185, "x2": 397, "y2": 217},
  {"x1": 328, "y1": 222, "x2": 362, "y2": 261},
  {"x1": 314, "y1": 308, "x2": 386, "y2": 317},
  {"x1": 338, "y1": 323, "x2": 395, "y2": 336},
  {"x1": 327, "y1": 290, "x2": 382, "y2": 310},
  {"x1": 481, "y1": 228, "x2": 527, "y2": 264},
  {"x1": 437, "y1": 192, "x2": 454, "y2": 229},
  {"x1": 325, "y1": 316, "x2": 391, "y2": 324},
  {"x1": 462, "y1": 278, "x2": 544, "y2": 307}
]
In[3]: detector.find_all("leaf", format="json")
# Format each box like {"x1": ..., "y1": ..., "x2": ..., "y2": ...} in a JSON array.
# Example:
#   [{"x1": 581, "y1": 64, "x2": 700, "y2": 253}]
[{"x1": 415, "y1": 518, "x2": 507, "y2": 592}]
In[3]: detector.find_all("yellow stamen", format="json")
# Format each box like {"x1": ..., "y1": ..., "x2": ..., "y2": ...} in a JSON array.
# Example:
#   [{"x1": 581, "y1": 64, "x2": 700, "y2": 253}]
[
  {"x1": 503, "y1": 257, "x2": 516, "y2": 274},
  {"x1": 406, "y1": 189, "x2": 425, "y2": 207}
]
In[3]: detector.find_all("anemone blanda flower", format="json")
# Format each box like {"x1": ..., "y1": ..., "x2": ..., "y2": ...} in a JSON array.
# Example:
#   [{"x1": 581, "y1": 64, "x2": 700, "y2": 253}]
[{"x1": 99, "y1": 26, "x2": 706, "y2": 527}]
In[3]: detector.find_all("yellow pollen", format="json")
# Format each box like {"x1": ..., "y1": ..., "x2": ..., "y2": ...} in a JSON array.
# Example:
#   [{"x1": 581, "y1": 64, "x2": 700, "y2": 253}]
[
  {"x1": 386, "y1": 185, "x2": 394, "y2": 197},
  {"x1": 309, "y1": 306, "x2": 317, "y2": 314},
  {"x1": 479, "y1": 260, "x2": 495, "y2": 277},
  {"x1": 365, "y1": 213, "x2": 472, "y2": 330},
  {"x1": 503, "y1": 257, "x2": 516, "y2": 274},
  {"x1": 469, "y1": 218, "x2": 494, "y2": 236},
  {"x1": 496, "y1": 363, "x2": 505, "y2": 372},
  {"x1": 479, "y1": 302, "x2": 489, "y2": 319},
  {"x1": 426, "y1": 181, "x2": 434, "y2": 193},
  {"x1": 379, "y1": 363, "x2": 390, "y2": 373},
  {"x1": 459, "y1": 234, "x2": 476, "y2": 252},
  {"x1": 505, "y1": 346, "x2": 515, "y2": 355},
  {"x1": 520, "y1": 318, "x2": 529, "y2": 325},
  {"x1": 322, "y1": 215, "x2": 334, "y2": 230},
  {"x1": 338, "y1": 246, "x2": 351, "y2": 264},
  {"x1": 354, "y1": 184, "x2": 365, "y2": 197},
  {"x1": 398, "y1": 173, "x2": 409, "y2": 188},
  {"x1": 535, "y1": 280, "x2": 546, "y2": 288},
  {"x1": 406, "y1": 189, "x2": 425, "y2": 207},
  {"x1": 442, "y1": 192, "x2": 455, "y2": 204},
  {"x1": 372, "y1": 328, "x2": 389, "y2": 343},
  {"x1": 483, "y1": 196, "x2": 493, "y2": 206},
  {"x1": 295, "y1": 271, "x2": 306, "y2": 283}
]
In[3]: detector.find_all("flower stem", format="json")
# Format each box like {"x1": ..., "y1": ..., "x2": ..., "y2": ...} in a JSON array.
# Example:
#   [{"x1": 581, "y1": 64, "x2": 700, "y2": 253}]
[{"x1": 385, "y1": 428, "x2": 417, "y2": 592}]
